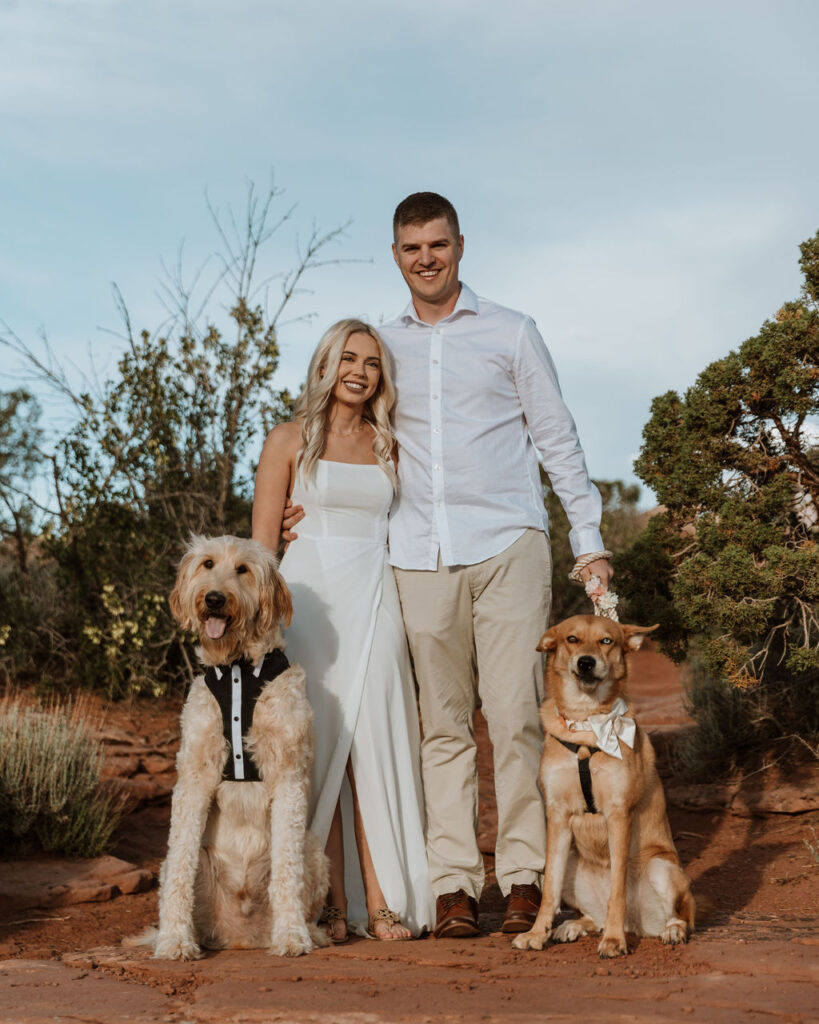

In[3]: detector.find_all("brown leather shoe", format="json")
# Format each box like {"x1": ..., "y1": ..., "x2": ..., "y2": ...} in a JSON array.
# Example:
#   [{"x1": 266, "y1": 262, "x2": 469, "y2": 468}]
[
  {"x1": 501, "y1": 883, "x2": 541, "y2": 933},
  {"x1": 434, "y1": 889, "x2": 480, "y2": 938}
]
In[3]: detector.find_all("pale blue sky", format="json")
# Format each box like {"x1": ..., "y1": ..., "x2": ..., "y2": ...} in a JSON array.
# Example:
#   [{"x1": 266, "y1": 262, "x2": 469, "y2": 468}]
[{"x1": 2, "y1": 0, "x2": 818, "y2": 501}]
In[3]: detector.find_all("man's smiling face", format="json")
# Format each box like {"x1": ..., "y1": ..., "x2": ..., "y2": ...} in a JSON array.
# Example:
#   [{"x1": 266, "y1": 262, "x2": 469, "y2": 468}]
[{"x1": 392, "y1": 216, "x2": 464, "y2": 318}]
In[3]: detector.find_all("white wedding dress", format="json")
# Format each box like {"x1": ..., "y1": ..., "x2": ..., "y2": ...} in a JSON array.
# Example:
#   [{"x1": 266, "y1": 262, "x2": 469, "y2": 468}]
[{"x1": 279, "y1": 460, "x2": 433, "y2": 936}]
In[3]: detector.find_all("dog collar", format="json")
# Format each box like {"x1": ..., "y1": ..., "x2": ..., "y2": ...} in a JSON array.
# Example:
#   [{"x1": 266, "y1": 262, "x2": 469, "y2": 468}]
[{"x1": 203, "y1": 649, "x2": 289, "y2": 782}]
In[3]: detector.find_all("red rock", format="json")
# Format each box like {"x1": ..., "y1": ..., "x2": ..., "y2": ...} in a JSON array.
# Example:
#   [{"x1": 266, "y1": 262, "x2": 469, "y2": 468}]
[
  {"x1": 114, "y1": 869, "x2": 154, "y2": 895},
  {"x1": 0, "y1": 855, "x2": 156, "y2": 911},
  {"x1": 42, "y1": 882, "x2": 118, "y2": 907},
  {"x1": 139, "y1": 754, "x2": 176, "y2": 776},
  {"x1": 109, "y1": 774, "x2": 173, "y2": 807},
  {"x1": 101, "y1": 754, "x2": 142, "y2": 779}
]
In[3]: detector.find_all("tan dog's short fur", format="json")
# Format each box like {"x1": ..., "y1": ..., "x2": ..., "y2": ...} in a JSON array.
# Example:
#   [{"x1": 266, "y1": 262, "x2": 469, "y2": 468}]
[
  {"x1": 149, "y1": 535, "x2": 329, "y2": 960},
  {"x1": 513, "y1": 615, "x2": 694, "y2": 958}
]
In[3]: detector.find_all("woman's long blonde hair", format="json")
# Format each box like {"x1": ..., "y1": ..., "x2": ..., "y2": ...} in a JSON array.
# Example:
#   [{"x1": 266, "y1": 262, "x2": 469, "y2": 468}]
[{"x1": 294, "y1": 319, "x2": 397, "y2": 489}]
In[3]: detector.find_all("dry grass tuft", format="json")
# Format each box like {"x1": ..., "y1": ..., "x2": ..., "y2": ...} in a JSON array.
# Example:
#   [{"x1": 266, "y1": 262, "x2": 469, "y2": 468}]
[{"x1": 0, "y1": 693, "x2": 124, "y2": 858}]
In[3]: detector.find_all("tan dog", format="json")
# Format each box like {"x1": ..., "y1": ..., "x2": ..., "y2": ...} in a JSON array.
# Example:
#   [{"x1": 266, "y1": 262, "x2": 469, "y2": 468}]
[
  {"x1": 512, "y1": 615, "x2": 694, "y2": 958},
  {"x1": 148, "y1": 535, "x2": 329, "y2": 960}
]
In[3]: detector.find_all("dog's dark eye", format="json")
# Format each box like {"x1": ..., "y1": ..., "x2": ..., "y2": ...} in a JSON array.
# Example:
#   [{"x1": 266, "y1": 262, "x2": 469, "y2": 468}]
[
  {"x1": 567, "y1": 635, "x2": 579, "y2": 644},
  {"x1": 600, "y1": 637, "x2": 613, "y2": 645},
  {"x1": 236, "y1": 564, "x2": 248, "y2": 575},
  {"x1": 203, "y1": 559, "x2": 214, "y2": 570}
]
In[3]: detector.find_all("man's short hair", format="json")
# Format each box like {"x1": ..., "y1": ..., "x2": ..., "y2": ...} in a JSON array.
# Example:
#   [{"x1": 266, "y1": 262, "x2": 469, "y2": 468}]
[{"x1": 393, "y1": 192, "x2": 460, "y2": 241}]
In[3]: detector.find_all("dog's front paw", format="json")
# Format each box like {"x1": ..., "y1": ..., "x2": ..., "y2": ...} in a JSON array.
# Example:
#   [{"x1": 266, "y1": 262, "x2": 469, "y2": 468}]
[
  {"x1": 153, "y1": 932, "x2": 204, "y2": 961},
  {"x1": 308, "y1": 922, "x2": 331, "y2": 949},
  {"x1": 661, "y1": 920, "x2": 689, "y2": 946},
  {"x1": 511, "y1": 928, "x2": 551, "y2": 951},
  {"x1": 270, "y1": 924, "x2": 314, "y2": 957},
  {"x1": 597, "y1": 932, "x2": 628, "y2": 959},
  {"x1": 552, "y1": 918, "x2": 590, "y2": 943}
]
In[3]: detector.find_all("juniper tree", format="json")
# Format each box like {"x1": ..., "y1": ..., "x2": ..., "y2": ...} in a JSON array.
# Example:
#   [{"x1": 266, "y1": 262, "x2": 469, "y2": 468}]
[{"x1": 619, "y1": 231, "x2": 819, "y2": 767}]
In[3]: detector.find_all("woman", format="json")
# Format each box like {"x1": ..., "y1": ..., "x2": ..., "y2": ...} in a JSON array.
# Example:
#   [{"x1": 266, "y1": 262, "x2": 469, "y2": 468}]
[{"x1": 252, "y1": 318, "x2": 433, "y2": 941}]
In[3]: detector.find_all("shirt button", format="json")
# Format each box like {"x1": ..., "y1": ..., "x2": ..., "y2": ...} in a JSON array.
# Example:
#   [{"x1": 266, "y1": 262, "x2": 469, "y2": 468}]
[
  {"x1": 434, "y1": 464, "x2": 440, "y2": 470},
  {"x1": 433, "y1": 427, "x2": 440, "y2": 434},
  {"x1": 433, "y1": 358, "x2": 439, "y2": 365},
  {"x1": 432, "y1": 394, "x2": 439, "y2": 400}
]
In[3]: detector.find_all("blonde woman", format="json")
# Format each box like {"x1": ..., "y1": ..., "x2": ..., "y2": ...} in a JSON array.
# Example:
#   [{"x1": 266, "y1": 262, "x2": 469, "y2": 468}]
[{"x1": 253, "y1": 319, "x2": 433, "y2": 942}]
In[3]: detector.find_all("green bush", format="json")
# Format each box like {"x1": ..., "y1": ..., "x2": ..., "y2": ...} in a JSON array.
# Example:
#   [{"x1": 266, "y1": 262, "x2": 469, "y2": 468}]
[
  {"x1": 0, "y1": 182, "x2": 347, "y2": 698},
  {"x1": 619, "y1": 230, "x2": 819, "y2": 775},
  {"x1": 672, "y1": 654, "x2": 758, "y2": 781},
  {"x1": 0, "y1": 695, "x2": 124, "y2": 858}
]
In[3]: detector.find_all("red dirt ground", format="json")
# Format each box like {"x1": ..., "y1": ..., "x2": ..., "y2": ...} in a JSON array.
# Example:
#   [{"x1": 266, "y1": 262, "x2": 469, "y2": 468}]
[{"x1": 1, "y1": 645, "x2": 818, "y2": 1023}]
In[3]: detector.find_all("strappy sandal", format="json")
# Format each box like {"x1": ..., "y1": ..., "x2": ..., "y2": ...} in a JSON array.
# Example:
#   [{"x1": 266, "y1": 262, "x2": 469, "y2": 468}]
[
  {"x1": 367, "y1": 908, "x2": 411, "y2": 941},
  {"x1": 319, "y1": 905, "x2": 349, "y2": 944}
]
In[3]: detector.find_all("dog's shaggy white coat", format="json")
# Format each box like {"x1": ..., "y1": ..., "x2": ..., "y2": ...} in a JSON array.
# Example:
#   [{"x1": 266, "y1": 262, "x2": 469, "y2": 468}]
[{"x1": 148, "y1": 535, "x2": 329, "y2": 960}]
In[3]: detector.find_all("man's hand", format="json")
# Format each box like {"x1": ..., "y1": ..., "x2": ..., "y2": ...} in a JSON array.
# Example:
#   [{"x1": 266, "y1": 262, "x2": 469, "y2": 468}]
[
  {"x1": 578, "y1": 557, "x2": 613, "y2": 598},
  {"x1": 281, "y1": 499, "x2": 305, "y2": 543}
]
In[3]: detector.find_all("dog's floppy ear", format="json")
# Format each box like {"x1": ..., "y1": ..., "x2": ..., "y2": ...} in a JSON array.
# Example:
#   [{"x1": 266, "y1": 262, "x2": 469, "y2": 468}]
[
  {"x1": 272, "y1": 568, "x2": 293, "y2": 628},
  {"x1": 169, "y1": 546, "x2": 198, "y2": 630},
  {"x1": 258, "y1": 563, "x2": 294, "y2": 632},
  {"x1": 622, "y1": 623, "x2": 659, "y2": 651},
  {"x1": 536, "y1": 628, "x2": 558, "y2": 653}
]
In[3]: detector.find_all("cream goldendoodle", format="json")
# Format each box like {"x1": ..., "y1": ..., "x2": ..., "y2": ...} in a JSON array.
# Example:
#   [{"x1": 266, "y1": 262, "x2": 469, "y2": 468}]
[{"x1": 151, "y1": 534, "x2": 329, "y2": 960}]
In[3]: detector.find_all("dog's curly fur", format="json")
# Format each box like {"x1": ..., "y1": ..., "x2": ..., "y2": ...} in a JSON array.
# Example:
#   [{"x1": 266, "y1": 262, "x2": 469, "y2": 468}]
[{"x1": 149, "y1": 535, "x2": 329, "y2": 960}]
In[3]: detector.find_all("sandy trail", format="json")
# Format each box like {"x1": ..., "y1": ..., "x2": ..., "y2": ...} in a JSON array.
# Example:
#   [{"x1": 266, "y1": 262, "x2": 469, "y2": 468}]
[{"x1": 1, "y1": 646, "x2": 817, "y2": 1023}]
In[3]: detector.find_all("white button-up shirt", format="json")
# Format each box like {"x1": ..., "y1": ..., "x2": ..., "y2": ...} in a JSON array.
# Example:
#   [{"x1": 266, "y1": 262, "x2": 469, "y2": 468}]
[{"x1": 379, "y1": 284, "x2": 604, "y2": 570}]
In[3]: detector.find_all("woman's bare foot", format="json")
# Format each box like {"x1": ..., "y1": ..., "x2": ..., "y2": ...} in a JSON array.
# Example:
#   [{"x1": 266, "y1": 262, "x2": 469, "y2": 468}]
[
  {"x1": 368, "y1": 908, "x2": 411, "y2": 940},
  {"x1": 320, "y1": 905, "x2": 348, "y2": 944}
]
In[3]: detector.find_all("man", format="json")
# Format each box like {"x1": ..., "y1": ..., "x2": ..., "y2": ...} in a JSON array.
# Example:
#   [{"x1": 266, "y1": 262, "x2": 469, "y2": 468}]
[{"x1": 379, "y1": 192, "x2": 611, "y2": 938}]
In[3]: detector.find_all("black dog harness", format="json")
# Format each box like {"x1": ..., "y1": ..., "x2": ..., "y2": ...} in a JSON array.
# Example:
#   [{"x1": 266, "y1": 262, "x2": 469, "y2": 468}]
[
  {"x1": 203, "y1": 649, "x2": 290, "y2": 782},
  {"x1": 554, "y1": 736, "x2": 601, "y2": 814}
]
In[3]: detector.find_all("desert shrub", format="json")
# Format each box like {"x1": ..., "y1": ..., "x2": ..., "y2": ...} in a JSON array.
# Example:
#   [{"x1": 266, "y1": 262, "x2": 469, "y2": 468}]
[
  {"x1": 0, "y1": 695, "x2": 123, "y2": 858},
  {"x1": 619, "y1": 230, "x2": 819, "y2": 774},
  {"x1": 1, "y1": 182, "x2": 344, "y2": 698},
  {"x1": 0, "y1": 548, "x2": 66, "y2": 688},
  {"x1": 672, "y1": 654, "x2": 758, "y2": 781},
  {"x1": 0, "y1": 389, "x2": 42, "y2": 575}
]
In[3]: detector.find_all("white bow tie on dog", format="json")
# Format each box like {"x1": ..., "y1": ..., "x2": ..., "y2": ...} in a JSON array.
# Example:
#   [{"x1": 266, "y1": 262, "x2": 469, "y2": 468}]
[{"x1": 565, "y1": 697, "x2": 636, "y2": 759}]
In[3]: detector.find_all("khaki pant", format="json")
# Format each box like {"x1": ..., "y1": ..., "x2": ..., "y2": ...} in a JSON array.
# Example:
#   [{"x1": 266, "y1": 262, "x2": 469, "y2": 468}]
[{"x1": 394, "y1": 529, "x2": 551, "y2": 900}]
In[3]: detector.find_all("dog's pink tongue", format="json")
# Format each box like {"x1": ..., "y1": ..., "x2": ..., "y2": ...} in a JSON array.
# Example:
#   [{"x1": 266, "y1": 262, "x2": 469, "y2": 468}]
[{"x1": 205, "y1": 617, "x2": 227, "y2": 640}]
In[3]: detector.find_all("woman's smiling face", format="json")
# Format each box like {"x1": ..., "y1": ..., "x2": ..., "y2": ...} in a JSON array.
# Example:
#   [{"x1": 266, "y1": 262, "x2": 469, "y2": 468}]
[{"x1": 332, "y1": 331, "x2": 382, "y2": 407}]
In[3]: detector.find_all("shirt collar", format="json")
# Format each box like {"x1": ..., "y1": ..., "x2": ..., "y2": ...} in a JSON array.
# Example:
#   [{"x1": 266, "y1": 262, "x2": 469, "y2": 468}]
[{"x1": 398, "y1": 282, "x2": 480, "y2": 325}]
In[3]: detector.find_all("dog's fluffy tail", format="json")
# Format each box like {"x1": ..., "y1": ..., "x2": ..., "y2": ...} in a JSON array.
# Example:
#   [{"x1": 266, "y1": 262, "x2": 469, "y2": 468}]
[{"x1": 121, "y1": 925, "x2": 158, "y2": 949}]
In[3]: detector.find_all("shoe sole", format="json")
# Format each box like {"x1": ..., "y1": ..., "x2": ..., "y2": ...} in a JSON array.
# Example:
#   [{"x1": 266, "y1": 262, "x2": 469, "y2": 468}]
[
  {"x1": 434, "y1": 920, "x2": 481, "y2": 939},
  {"x1": 501, "y1": 916, "x2": 537, "y2": 934}
]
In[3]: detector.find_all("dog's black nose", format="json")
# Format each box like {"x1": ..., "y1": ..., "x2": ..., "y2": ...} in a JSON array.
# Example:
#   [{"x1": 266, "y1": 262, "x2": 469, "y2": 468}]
[
  {"x1": 205, "y1": 590, "x2": 226, "y2": 612},
  {"x1": 577, "y1": 655, "x2": 597, "y2": 675}
]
